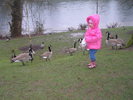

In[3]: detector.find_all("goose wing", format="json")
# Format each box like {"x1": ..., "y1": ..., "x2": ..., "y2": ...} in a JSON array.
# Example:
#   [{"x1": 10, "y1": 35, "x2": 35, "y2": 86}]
[
  {"x1": 117, "y1": 38, "x2": 125, "y2": 43},
  {"x1": 109, "y1": 39, "x2": 122, "y2": 44},
  {"x1": 68, "y1": 48, "x2": 77, "y2": 53},
  {"x1": 41, "y1": 51, "x2": 52, "y2": 58},
  {"x1": 12, "y1": 53, "x2": 30, "y2": 61}
]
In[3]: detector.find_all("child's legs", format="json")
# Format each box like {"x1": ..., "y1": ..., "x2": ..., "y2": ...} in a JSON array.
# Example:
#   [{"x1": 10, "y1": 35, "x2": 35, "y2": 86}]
[{"x1": 89, "y1": 49, "x2": 97, "y2": 62}]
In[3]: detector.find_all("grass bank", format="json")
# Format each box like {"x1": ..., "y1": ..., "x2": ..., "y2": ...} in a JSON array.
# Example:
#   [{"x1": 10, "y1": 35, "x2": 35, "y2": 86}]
[{"x1": 0, "y1": 27, "x2": 133, "y2": 100}]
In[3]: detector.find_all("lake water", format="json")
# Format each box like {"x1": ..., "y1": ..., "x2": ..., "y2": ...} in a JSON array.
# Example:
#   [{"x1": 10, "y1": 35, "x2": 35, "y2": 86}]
[{"x1": 0, "y1": 0, "x2": 133, "y2": 36}]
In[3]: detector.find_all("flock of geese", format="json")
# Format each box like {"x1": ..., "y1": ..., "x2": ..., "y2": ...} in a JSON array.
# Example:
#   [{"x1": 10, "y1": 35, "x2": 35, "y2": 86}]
[
  {"x1": 10, "y1": 31, "x2": 125, "y2": 66},
  {"x1": 11, "y1": 43, "x2": 53, "y2": 66},
  {"x1": 10, "y1": 39, "x2": 86, "y2": 66}
]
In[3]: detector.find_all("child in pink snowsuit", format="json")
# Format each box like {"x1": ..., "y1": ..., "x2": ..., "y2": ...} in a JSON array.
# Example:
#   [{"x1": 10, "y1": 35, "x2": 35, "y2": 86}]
[{"x1": 84, "y1": 14, "x2": 102, "y2": 68}]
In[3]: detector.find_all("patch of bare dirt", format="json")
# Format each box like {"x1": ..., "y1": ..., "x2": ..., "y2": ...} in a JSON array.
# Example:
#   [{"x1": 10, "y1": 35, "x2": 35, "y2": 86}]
[{"x1": 19, "y1": 44, "x2": 44, "y2": 51}]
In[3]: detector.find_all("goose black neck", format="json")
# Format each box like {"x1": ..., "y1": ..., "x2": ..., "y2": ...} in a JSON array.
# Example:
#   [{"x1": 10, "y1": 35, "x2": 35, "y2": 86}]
[
  {"x1": 74, "y1": 42, "x2": 76, "y2": 48},
  {"x1": 29, "y1": 47, "x2": 33, "y2": 53},
  {"x1": 48, "y1": 46, "x2": 51, "y2": 52},
  {"x1": 78, "y1": 38, "x2": 82, "y2": 43},
  {"x1": 29, "y1": 52, "x2": 33, "y2": 60},
  {"x1": 107, "y1": 32, "x2": 110, "y2": 40},
  {"x1": 13, "y1": 53, "x2": 16, "y2": 58},
  {"x1": 115, "y1": 34, "x2": 118, "y2": 39},
  {"x1": 29, "y1": 53, "x2": 33, "y2": 62},
  {"x1": 29, "y1": 53, "x2": 32, "y2": 57}
]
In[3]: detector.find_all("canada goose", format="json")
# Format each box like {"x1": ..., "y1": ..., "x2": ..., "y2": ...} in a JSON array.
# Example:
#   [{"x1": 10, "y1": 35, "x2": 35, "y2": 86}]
[
  {"x1": 106, "y1": 32, "x2": 125, "y2": 50},
  {"x1": 11, "y1": 46, "x2": 34, "y2": 66},
  {"x1": 115, "y1": 34, "x2": 125, "y2": 48},
  {"x1": 78, "y1": 38, "x2": 83, "y2": 48},
  {"x1": 41, "y1": 45, "x2": 52, "y2": 61},
  {"x1": 78, "y1": 38, "x2": 86, "y2": 55},
  {"x1": 65, "y1": 42, "x2": 77, "y2": 56},
  {"x1": 106, "y1": 31, "x2": 114, "y2": 39}
]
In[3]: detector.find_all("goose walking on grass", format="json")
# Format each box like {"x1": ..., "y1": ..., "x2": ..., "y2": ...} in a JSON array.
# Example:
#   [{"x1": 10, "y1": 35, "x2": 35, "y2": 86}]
[
  {"x1": 41, "y1": 45, "x2": 53, "y2": 61},
  {"x1": 106, "y1": 32, "x2": 125, "y2": 50},
  {"x1": 78, "y1": 38, "x2": 86, "y2": 55},
  {"x1": 115, "y1": 34, "x2": 126, "y2": 49},
  {"x1": 11, "y1": 46, "x2": 35, "y2": 66},
  {"x1": 65, "y1": 42, "x2": 77, "y2": 56}
]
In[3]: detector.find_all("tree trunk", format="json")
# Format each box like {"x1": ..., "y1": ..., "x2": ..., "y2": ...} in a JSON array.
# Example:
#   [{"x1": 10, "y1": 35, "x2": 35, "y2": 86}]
[{"x1": 10, "y1": 0, "x2": 22, "y2": 37}]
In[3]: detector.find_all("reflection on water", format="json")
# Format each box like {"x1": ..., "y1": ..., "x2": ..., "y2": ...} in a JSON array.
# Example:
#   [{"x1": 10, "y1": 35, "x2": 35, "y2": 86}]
[{"x1": 0, "y1": 0, "x2": 133, "y2": 36}]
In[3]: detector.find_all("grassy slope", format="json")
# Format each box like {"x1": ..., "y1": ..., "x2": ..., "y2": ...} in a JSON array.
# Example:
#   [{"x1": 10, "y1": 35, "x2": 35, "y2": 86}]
[{"x1": 0, "y1": 27, "x2": 133, "y2": 100}]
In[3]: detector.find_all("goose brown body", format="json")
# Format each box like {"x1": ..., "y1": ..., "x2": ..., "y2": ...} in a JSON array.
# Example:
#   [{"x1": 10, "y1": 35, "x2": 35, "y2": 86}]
[
  {"x1": 11, "y1": 47, "x2": 34, "y2": 65},
  {"x1": 12, "y1": 53, "x2": 32, "y2": 62},
  {"x1": 65, "y1": 42, "x2": 77, "y2": 56},
  {"x1": 41, "y1": 45, "x2": 52, "y2": 61},
  {"x1": 106, "y1": 32, "x2": 125, "y2": 49},
  {"x1": 41, "y1": 51, "x2": 52, "y2": 59}
]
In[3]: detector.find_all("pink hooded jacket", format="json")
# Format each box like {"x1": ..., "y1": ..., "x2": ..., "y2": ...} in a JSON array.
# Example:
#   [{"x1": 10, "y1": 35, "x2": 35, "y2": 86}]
[{"x1": 84, "y1": 14, "x2": 102, "y2": 50}]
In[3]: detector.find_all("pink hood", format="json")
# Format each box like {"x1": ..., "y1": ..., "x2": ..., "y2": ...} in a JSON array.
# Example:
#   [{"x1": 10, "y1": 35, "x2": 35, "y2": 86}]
[
  {"x1": 86, "y1": 14, "x2": 100, "y2": 29},
  {"x1": 84, "y1": 14, "x2": 102, "y2": 49}
]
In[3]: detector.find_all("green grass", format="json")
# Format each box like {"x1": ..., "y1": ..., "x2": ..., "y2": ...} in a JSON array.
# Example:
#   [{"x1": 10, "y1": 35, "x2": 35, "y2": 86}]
[{"x1": 0, "y1": 27, "x2": 133, "y2": 100}]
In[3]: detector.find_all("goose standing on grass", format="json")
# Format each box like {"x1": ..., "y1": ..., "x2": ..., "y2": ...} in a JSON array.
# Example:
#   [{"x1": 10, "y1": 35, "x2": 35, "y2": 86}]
[
  {"x1": 78, "y1": 38, "x2": 86, "y2": 55},
  {"x1": 11, "y1": 46, "x2": 35, "y2": 66},
  {"x1": 115, "y1": 34, "x2": 125, "y2": 49},
  {"x1": 106, "y1": 32, "x2": 125, "y2": 50},
  {"x1": 78, "y1": 38, "x2": 83, "y2": 49},
  {"x1": 41, "y1": 45, "x2": 53, "y2": 61},
  {"x1": 65, "y1": 42, "x2": 77, "y2": 56}
]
